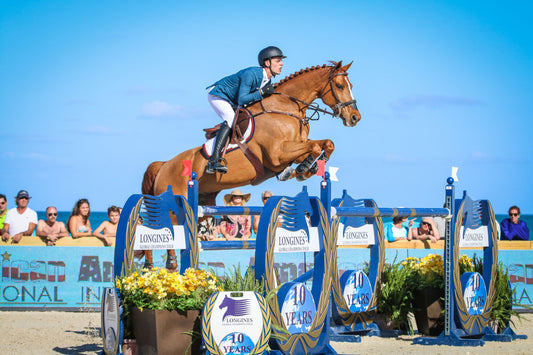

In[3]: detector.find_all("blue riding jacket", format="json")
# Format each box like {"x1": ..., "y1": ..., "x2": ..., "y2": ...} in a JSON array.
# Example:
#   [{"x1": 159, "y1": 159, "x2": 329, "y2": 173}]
[{"x1": 208, "y1": 67, "x2": 268, "y2": 107}]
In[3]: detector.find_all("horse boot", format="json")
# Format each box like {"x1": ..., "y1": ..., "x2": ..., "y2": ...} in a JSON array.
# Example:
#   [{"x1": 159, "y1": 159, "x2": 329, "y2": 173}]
[{"x1": 206, "y1": 121, "x2": 232, "y2": 174}]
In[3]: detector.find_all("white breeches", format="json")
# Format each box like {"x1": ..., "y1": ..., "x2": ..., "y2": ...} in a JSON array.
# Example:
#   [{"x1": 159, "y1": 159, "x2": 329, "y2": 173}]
[{"x1": 207, "y1": 94, "x2": 235, "y2": 126}]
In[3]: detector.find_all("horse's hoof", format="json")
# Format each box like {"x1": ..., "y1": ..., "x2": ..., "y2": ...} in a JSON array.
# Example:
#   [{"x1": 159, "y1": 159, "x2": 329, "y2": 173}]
[
  {"x1": 278, "y1": 166, "x2": 294, "y2": 181},
  {"x1": 143, "y1": 262, "x2": 154, "y2": 269},
  {"x1": 166, "y1": 256, "x2": 178, "y2": 270}
]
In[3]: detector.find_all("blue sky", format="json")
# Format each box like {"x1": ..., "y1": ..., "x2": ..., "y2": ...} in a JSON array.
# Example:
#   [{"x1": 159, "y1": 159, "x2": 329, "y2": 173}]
[{"x1": 1, "y1": 1, "x2": 531, "y2": 213}]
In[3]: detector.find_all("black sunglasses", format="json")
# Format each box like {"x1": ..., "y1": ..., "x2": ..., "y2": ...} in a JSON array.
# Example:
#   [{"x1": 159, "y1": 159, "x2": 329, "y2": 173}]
[{"x1": 47, "y1": 213, "x2": 58, "y2": 216}]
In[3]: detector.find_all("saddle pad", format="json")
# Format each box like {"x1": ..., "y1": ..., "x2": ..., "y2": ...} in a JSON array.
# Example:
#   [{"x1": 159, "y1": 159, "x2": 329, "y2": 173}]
[{"x1": 202, "y1": 117, "x2": 255, "y2": 158}]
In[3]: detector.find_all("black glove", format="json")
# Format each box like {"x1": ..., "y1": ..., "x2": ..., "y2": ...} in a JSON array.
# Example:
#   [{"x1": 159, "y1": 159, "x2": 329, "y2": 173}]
[{"x1": 260, "y1": 83, "x2": 275, "y2": 97}]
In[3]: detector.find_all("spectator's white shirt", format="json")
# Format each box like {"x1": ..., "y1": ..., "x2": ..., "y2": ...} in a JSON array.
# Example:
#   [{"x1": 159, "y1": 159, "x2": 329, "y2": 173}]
[{"x1": 5, "y1": 208, "x2": 38, "y2": 235}]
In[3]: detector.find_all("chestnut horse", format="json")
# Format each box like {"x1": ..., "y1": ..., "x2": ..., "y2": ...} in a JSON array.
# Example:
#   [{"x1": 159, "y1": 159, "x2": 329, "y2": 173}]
[{"x1": 141, "y1": 61, "x2": 361, "y2": 268}]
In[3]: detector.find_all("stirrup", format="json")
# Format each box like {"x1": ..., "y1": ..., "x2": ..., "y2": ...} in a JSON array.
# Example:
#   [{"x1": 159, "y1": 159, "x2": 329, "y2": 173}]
[{"x1": 206, "y1": 159, "x2": 228, "y2": 174}]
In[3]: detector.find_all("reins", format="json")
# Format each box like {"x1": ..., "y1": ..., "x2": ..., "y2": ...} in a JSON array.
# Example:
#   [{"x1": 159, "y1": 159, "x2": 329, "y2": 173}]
[{"x1": 250, "y1": 70, "x2": 357, "y2": 128}]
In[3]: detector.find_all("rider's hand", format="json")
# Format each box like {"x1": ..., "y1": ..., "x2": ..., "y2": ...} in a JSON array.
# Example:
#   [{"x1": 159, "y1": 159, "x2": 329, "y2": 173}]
[{"x1": 260, "y1": 83, "x2": 275, "y2": 97}]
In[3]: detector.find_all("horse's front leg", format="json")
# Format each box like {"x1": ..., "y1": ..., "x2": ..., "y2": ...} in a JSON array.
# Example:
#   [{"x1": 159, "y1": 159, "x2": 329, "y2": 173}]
[
  {"x1": 277, "y1": 139, "x2": 334, "y2": 180},
  {"x1": 298, "y1": 139, "x2": 335, "y2": 181}
]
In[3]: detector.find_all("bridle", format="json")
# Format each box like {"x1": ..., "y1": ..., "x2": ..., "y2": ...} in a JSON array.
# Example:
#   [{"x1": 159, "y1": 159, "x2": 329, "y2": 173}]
[
  {"x1": 252, "y1": 70, "x2": 358, "y2": 125},
  {"x1": 320, "y1": 72, "x2": 358, "y2": 117}
]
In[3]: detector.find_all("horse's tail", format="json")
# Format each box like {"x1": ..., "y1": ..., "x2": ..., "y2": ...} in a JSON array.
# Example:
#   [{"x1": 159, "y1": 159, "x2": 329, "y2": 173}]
[{"x1": 142, "y1": 161, "x2": 165, "y2": 195}]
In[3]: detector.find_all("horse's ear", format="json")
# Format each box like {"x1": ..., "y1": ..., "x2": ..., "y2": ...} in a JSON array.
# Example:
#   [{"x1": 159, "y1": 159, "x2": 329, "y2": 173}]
[{"x1": 342, "y1": 62, "x2": 353, "y2": 72}]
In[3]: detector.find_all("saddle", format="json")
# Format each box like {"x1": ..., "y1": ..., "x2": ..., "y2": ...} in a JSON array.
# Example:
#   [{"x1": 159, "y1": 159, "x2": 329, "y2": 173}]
[{"x1": 203, "y1": 108, "x2": 276, "y2": 185}]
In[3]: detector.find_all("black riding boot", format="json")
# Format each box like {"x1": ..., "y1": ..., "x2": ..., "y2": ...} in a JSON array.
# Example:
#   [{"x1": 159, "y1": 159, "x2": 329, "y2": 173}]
[{"x1": 206, "y1": 121, "x2": 232, "y2": 174}]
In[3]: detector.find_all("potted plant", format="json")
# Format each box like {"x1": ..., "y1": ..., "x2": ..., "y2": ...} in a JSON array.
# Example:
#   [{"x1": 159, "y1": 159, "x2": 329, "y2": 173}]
[
  {"x1": 116, "y1": 267, "x2": 221, "y2": 355},
  {"x1": 402, "y1": 254, "x2": 475, "y2": 336},
  {"x1": 376, "y1": 261, "x2": 414, "y2": 333}
]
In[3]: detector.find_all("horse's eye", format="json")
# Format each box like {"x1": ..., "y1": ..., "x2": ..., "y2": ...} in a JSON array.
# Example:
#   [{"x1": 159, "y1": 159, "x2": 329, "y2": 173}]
[{"x1": 336, "y1": 83, "x2": 344, "y2": 90}]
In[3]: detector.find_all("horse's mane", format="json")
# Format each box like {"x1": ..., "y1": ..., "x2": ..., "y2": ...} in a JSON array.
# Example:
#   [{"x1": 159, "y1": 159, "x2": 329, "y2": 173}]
[{"x1": 275, "y1": 61, "x2": 343, "y2": 89}]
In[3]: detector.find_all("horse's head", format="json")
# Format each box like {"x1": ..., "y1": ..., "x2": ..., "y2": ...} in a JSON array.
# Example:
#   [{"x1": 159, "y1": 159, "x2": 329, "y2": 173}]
[{"x1": 320, "y1": 61, "x2": 361, "y2": 127}]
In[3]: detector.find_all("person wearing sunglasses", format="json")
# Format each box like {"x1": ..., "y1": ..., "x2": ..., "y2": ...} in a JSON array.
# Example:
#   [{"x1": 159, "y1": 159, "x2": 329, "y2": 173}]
[
  {"x1": 36, "y1": 206, "x2": 69, "y2": 246},
  {"x1": 408, "y1": 217, "x2": 440, "y2": 243},
  {"x1": 0, "y1": 194, "x2": 8, "y2": 232},
  {"x1": 253, "y1": 190, "x2": 274, "y2": 234},
  {"x1": 500, "y1": 206, "x2": 529, "y2": 241},
  {"x1": 2, "y1": 190, "x2": 38, "y2": 244}
]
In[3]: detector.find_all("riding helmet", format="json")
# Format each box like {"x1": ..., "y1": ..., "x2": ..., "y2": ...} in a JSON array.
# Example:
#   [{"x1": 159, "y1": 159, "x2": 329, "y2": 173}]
[{"x1": 258, "y1": 46, "x2": 286, "y2": 67}]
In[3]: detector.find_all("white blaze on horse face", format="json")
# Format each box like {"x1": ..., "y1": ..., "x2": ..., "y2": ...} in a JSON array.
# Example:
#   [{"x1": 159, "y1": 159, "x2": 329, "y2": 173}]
[
  {"x1": 344, "y1": 76, "x2": 355, "y2": 101},
  {"x1": 341, "y1": 76, "x2": 359, "y2": 127}
]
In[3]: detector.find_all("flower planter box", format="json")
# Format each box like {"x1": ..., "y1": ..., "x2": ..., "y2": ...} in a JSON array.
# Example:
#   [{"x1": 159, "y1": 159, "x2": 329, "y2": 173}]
[
  {"x1": 131, "y1": 308, "x2": 201, "y2": 355},
  {"x1": 412, "y1": 287, "x2": 444, "y2": 336}
]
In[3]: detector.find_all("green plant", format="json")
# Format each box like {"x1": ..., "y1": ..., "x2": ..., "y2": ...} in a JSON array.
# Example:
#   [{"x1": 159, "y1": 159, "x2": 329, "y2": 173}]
[
  {"x1": 219, "y1": 264, "x2": 265, "y2": 293},
  {"x1": 490, "y1": 262, "x2": 528, "y2": 332},
  {"x1": 377, "y1": 261, "x2": 414, "y2": 332}
]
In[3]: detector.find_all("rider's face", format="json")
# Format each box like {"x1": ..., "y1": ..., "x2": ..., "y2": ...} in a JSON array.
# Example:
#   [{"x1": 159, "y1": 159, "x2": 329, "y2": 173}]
[{"x1": 266, "y1": 57, "x2": 283, "y2": 77}]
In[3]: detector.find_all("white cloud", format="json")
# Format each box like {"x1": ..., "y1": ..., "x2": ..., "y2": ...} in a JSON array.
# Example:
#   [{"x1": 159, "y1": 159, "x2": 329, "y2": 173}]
[
  {"x1": 141, "y1": 101, "x2": 183, "y2": 118},
  {"x1": 4, "y1": 152, "x2": 51, "y2": 161},
  {"x1": 390, "y1": 95, "x2": 482, "y2": 112},
  {"x1": 83, "y1": 126, "x2": 118, "y2": 135}
]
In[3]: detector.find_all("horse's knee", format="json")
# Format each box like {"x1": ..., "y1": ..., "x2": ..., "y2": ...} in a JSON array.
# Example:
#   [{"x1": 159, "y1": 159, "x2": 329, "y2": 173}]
[{"x1": 324, "y1": 140, "x2": 335, "y2": 153}]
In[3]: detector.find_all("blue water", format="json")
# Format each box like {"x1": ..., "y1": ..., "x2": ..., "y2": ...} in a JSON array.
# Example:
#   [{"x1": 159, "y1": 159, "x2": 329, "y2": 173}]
[{"x1": 36, "y1": 211, "x2": 109, "y2": 233}]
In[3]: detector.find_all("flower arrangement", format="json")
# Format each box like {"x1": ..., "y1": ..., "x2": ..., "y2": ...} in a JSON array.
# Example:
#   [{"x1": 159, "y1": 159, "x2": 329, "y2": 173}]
[
  {"x1": 402, "y1": 253, "x2": 474, "y2": 291},
  {"x1": 116, "y1": 267, "x2": 222, "y2": 340},
  {"x1": 116, "y1": 267, "x2": 221, "y2": 311},
  {"x1": 377, "y1": 254, "x2": 477, "y2": 333}
]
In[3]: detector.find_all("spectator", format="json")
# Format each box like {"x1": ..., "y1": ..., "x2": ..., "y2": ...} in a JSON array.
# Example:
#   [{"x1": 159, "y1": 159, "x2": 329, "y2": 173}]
[
  {"x1": 2, "y1": 190, "x2": 38, "y2": 243},
  {"x1": 0, "y1": 194, "x2": 8, "y2": 232},
  {"x1": 36, "y1": 206, "x2": 69, "y2": 245},
  {"x1": 408, "y1": 217, "x2": 440, "y2": 243},
  {"x1": 92, "y1": 205, "x2": 120, "y2": 246},
  {"x1": 67, "y1": 198, "x2": 92, "y2": 238},
  {"x1": 253, "y1": 190, "x2": 273, "y2": 234},
  {"x1": 219, "y1": 190, "x2": 252, "y2": 241},
  {"x1": 197, "y1": 216, "x2": 221, "y2": 241},
  {"x1": 500, "y1": 206, "x2": 529, "y2": 241},
  {"x1": 385, "y1": 216, "x2": 415, "y2": 242}
]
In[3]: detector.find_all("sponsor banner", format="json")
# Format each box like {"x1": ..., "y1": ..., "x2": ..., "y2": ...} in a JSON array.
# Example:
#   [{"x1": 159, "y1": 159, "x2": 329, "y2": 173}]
[
  {"x1": 274, "y1": 227, "x2": 319, "y2": 253},
  {"x1": 337, "y1": 223, "x2": 375, "y2": 246},
  {"x1": 459, "y1": 226, "x2": 489, "y2": 248},
  {"x1": 0, "y1": 246, "x2": 114, "y2": 309},
  {"x1": 208, "y1": 292, "x2": 264, "y2": 354},
  {"x1": 133, "y1": 225, "x2": 186, "y2": 250},
  {"x1": 1, "y1": 246, "x2": 532, "y2": 309}
]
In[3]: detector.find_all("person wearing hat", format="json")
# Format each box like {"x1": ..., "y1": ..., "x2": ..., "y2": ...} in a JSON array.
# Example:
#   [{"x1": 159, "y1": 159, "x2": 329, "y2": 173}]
[
  {"x1": 2, "y1": 190, "x2": 38, "y2": 243},
  {"x1": 219, "y1": 189, "x2": 252, "y2": 241},
  {"x1": 205, "y1": 46, "x2": 286, "y2": 175}
]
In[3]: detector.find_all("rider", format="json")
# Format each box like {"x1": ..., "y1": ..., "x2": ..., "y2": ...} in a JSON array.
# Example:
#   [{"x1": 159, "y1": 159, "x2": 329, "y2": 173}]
[{"x1": 205, "y1": 46, "x2": 286, "y2": 174}]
